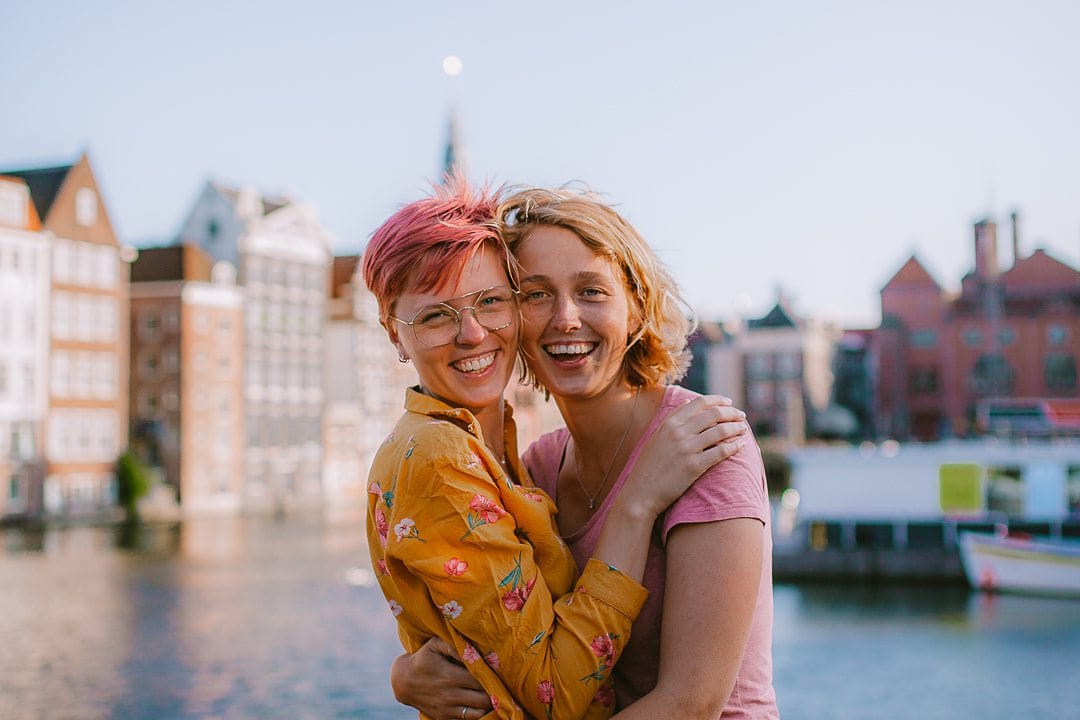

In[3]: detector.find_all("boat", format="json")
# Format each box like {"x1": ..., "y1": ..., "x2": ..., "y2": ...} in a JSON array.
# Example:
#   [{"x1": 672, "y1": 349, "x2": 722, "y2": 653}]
[{"x1": 958, "y1": 531, "x2": 1080, "y2": 598}]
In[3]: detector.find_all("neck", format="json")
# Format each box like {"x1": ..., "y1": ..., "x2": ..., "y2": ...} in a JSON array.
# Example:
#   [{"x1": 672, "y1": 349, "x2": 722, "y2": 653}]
[
  {"x1": 473, "y1": 399, "x2": 506, "y2": 458},
  {"x1": 555, "y1": 381, "x2": 649, "y2": 463}
]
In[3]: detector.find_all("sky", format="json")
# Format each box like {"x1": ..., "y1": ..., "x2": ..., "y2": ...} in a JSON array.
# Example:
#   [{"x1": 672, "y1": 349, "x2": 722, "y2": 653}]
[{"x1": 3, "y1": 1, "x2": 1078, "y2": 327}]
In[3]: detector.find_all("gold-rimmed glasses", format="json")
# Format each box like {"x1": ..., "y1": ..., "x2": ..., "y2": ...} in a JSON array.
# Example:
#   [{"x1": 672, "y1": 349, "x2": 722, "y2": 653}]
[{"x1": 389, "y1": 285, "x2": 519, "y2": 347}]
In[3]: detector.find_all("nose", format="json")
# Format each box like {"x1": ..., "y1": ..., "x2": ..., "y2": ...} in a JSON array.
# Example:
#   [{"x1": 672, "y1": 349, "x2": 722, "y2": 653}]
[
  {"x1": 551, "y1": 296, "x2": 581, "y2": 333},
  {"x1": 455, "y1": 308, "x2": 487, "y2": 345}
]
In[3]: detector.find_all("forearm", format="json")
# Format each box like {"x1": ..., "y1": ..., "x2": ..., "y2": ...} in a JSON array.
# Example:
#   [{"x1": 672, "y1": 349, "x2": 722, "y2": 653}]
[{"x1": 589, "y1": 498, "x2": 659, "y2": 582}]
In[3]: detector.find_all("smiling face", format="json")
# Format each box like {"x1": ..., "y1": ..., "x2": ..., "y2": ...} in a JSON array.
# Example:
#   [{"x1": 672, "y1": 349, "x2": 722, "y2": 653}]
[
  {"x1": 386, "y1": 245, "x2": 518, "y2": 415},
  {"x1": 514, "y1": 225, "x2": 640, "y2": 400}
]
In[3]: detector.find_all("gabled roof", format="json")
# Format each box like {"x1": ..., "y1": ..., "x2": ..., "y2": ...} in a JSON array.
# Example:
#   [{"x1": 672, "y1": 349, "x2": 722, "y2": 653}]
[
  {"x1": 1002, "y1": 248, "x2": 1079, "y2": 294},
  {"x1": 747, "y1": 302, "x2": 797, "y2": 329},
  {"x1": 881, "y1": 254, "x2": 942, "y2": 291},
  {"x1": 214, "y1": 183, "x2": 292, "y2": 216},
  {"x1": 0, "y1": 163, "x2": 73, "y2": 222}
]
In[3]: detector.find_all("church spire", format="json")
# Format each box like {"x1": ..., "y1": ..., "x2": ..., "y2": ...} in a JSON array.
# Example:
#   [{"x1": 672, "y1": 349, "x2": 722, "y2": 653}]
[{"x1": 442, "y1": 109, "x2": 464, "y2": 178}]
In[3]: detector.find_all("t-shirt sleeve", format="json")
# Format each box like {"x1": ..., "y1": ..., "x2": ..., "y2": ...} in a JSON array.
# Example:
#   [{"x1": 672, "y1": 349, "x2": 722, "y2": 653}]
[
  {"x1": 386, "y1": 445, "x2": 647, "y2": 719},
  {"x1": 659, "y1": 433, "x2": 770, "y2": 545}
]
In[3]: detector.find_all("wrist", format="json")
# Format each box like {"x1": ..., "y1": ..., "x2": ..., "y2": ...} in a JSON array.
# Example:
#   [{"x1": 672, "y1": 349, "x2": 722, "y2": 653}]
[{"x1": 610, "y1": 492, "x2": 661, "y2": 525}]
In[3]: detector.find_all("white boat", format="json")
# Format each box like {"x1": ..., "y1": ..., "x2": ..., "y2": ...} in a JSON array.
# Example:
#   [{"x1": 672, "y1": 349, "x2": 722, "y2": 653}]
[{"x1": 958, "y1": 531, "x2": 1080, "y2": 598}]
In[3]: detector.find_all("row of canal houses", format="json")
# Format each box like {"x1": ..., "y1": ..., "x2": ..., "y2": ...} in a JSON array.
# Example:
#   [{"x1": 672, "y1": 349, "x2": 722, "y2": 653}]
[
  {"x1": 5, "y1": 152, "x2": 1076, "y2": 519},
  {"x1": 0, "y1": 153, "x2": 561, "y2": 520}
]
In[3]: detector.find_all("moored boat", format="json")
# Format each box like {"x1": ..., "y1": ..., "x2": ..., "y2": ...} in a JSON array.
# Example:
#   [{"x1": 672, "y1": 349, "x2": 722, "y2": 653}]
[{"x1": 958, "y1": 531, "x2": 1080, "y2": 598}]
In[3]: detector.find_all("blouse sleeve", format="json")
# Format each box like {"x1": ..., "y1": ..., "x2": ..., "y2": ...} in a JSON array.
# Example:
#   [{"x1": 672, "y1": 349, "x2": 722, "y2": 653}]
[{"x1": 384, "y1": 450, "x2": 648, "y2": 719}]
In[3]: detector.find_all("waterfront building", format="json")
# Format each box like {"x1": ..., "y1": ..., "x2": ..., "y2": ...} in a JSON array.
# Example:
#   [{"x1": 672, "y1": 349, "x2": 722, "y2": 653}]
[
  {"x1": 739, "y1": 297, "x2": 841, "y2": 443},
  {"x1": 874, "y1": 213, "x2": 1080, "y2": 440},
  {"x1": 129, "y1": 245, "x2": 245, "y2": 514},
  {"x1": 1, "y1": 155, "x2": 129, "y2": 516},
  {"x1": 176, "y1": 182, "x2": 332, "y2": 511},
  {"x1": 323, "y1": 255, "x2": 416, "y2": 503},
  {"x1": 0, "y1": 176, "x2": 50, "y2": 517}
]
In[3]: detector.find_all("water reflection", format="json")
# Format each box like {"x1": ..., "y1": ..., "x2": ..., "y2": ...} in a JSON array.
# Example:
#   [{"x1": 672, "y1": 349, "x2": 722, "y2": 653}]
[{"x1": 4, "y1": 517, "x2": 1078, "y2": 720}]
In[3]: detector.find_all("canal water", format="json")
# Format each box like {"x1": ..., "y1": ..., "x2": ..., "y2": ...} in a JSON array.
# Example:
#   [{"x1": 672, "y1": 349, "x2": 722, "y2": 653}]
[{"x1": 2, "y1": 512, "x2": 1077, "y2": 720}]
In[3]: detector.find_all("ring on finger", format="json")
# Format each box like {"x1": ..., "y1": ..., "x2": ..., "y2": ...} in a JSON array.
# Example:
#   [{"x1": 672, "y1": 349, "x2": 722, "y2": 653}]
[{"x1": 461, "y1": 707, "x2": 468, "y2": 720}]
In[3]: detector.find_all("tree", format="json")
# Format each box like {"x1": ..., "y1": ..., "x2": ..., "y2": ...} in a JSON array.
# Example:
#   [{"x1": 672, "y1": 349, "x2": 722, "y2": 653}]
[{"x1": 116, "y1": 450, "x2": 150, "y2": 520}]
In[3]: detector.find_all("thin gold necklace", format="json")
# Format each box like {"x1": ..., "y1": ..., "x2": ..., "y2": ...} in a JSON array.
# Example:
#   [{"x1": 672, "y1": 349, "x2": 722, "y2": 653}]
[{"x1": 572, "y1": 387, "x2": 641, "y2": 511}]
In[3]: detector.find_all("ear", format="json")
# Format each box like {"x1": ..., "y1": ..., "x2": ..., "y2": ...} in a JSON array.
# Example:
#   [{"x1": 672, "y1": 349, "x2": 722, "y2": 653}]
[{"x1": 380, "y1": 318, "x2": 409, "y2": 361}]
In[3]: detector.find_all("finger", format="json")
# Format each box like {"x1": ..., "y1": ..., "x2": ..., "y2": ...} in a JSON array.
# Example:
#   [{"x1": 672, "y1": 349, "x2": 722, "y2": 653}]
[
  {"x1": 698, "y1": 438, "x2": 747, "y2": 468},
  {"x1": 678, "y1": 403, "x2": 746, "y2": 436},
  {"x1": 427, "y1": 636, "x2": 461, "y2": 661},
  {"x1": 711, "y1": 420, "x2": 749, "y2": 443},
  {"x1": 664, "y1": 394, "x2": 724, "y2": 427}
]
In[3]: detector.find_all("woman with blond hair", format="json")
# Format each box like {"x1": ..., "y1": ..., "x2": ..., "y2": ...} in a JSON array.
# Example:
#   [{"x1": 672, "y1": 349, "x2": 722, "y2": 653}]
[
  {"x1": 363, "y1": 178, "x2": 750, "y2": 720},
  {"x1": 393, "y1": 186, "x2": 779, "y2": 719}
]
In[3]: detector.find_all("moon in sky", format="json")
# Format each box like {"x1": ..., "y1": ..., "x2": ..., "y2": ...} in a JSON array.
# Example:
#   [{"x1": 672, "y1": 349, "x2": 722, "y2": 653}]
[{"x1": 442, "y1": 55, "x2": 463, "y2": 76}]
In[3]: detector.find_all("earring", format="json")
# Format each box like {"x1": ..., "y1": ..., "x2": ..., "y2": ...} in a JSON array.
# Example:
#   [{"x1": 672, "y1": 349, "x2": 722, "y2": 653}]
[{"x1": 398, "y1": 354, "x2": 410, "y2": 364}]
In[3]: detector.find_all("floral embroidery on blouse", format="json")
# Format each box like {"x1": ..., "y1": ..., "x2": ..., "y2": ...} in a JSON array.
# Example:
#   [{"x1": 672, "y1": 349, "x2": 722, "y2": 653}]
[{"x1": 366, "y1": 388, "x2": 649, "y2": 720}]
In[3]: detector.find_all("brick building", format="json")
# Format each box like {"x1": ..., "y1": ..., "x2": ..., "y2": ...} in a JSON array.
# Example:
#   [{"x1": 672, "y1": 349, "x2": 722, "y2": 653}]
[
  {"x1": 129, "y1": 245, "x2": 245, "y2": 513},
  {"x1": 874, "y1": 213, "x2": 1080, "y2": 440}
]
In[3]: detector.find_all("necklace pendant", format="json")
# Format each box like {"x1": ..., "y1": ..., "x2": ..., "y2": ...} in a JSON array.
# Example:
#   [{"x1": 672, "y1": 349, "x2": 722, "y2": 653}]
[{"x1": 588, "y1": 499, "x2": 595, "y2": 510}]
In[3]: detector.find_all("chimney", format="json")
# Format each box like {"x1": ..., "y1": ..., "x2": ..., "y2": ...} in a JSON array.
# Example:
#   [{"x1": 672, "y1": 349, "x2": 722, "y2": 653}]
[
  {"x1": 1010, "y1": 210, "x2": 1021, "y2": 265},
  {"x1": 973, "y1": 218, "x2": 999, "y2": 279}
]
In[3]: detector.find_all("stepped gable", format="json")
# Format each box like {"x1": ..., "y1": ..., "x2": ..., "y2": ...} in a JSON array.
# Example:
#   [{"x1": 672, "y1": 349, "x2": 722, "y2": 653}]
[{"x1": 881, "y1": 254, "x2": 942, "y2": 291}]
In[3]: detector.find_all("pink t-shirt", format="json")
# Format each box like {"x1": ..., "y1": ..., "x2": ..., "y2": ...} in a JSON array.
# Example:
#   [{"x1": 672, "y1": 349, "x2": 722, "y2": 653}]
[{"x1": 523, "y1": 385, "x2": 779, "y2": 719}]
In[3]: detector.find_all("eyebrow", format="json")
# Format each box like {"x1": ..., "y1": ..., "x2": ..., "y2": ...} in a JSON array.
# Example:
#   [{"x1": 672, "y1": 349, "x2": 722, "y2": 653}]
[{"x1": 520, "y1": 271, "x2": 612, "y2": 285}]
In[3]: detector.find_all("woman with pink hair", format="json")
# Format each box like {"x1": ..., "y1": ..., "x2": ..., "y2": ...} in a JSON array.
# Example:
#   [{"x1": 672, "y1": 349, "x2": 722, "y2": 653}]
[{"x1": 363, "y1": 177, "x2": 749, "y2": 720}]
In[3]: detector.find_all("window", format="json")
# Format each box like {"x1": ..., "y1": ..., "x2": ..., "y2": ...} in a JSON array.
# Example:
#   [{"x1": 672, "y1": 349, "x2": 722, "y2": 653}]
[
  {"x1": 964, "y1": 328, "x2": 983, "y2": 348},
  {"x1": 75, "y1": 188, "x2": 98, "y2": 226},
  {"x1": 53, "y1": 240, "x2": 72, "y2": 283},
  {"x1": 140, "y1": 311, "x2": 160, "y2": 340},
  {"x1": 911, "y1": 329, "x2": 937, "y2": 348},
  {"x1": 748, "y1": 381, "x2": 773, "y2": 406},
  {"x1": 747, "y1": 354, "x2": 773, "y2": 379},
  {"x1": 970, "y1": 354, "x2": 1014, "y2": 396},
  {"x1": 0, "y1": 362, "x2": 7, "y2": 397},
  {"x1": 910, "y1": 367, "x2": 939, "y2": 395},
  {"x1": 1045, "y1": 354, "x2": 1077, "y2": 392},
  {"x1": 52, "y1": 292, "x2": 70, "y2": 339},
  {"x1": 96, "y1": 246, "x2": 116, "y2": 288},
  {"x1": 51, "y1": 352, "x2": 69, "y2": 397},
  {"x1": 1048, "y1": 325, "x2": 1068, "y2": 347},
  {"x1": 997, "y1": 327, "x2": 1016, "y2": 347},
  {"x1": 776, "y1": 353, "x2": 801, "y2": 378}
]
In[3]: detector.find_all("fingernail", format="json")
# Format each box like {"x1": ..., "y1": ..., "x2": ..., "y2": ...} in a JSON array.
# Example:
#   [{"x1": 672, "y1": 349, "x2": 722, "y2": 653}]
[{"x1": 738, "y1": 410, "x2": 746, "y2": 419}]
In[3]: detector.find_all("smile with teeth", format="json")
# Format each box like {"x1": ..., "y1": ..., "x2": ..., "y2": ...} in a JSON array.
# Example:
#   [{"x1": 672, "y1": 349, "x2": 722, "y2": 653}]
[
  {"x1": 452, "y1": 351, "x2": 497, "y2": 373},
  {"x1": 544, "y1": 342, "x2": 596, "y2": 357}
]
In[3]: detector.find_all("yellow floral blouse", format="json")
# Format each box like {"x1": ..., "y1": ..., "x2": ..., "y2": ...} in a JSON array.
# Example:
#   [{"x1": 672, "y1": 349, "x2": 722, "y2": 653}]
[{"x1": 367, "y1": 388, "x2": 649, "y2": 720}]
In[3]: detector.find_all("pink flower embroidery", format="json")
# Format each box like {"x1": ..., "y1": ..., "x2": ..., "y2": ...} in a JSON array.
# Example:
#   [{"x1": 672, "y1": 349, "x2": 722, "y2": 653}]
[
  {"x1": 367, "y1": 481, "x2": 381, "y2": 496},
  {"x1": 590, "y1": 634, "x2": 615, "y2": 661},
  {"x1": 490, "y1": 695, "x2": 499, "y2": 712},
  {"x1": 521, "y1": 491, "x2": 544, "y2": 503},
  {"x1": 388, "y1": 599, "x2": 403, "y2": 617},
  {"x1": 376, "y1": 559, "x2": 388, "y2": 576},
  {"x1": 440, "y1": 600, "x2": 463, "y2": 619},
  {"x1": 501, "y1": 577, "x2": 536, "y2": 612},
  {"x1": 469, "y1": 495, "x2": 507, "y2": 524},
  {"x1": 593, "y1": 685, "x2": 614, "y2": 708},
  {"x1": 537, "y1": 680, "x2": 555, "y2": 705},
  {"x1": 443, "y1": 557, "x2": 469, "y2": 576},
  {"x1": 393, "y1": 518, "x2": 414, "y2": 540},
  {"x1": 374, "y1": 508, "x2": 389, "y2": 546},
  {"x1": 484, "y1": 651, "x2": 500, "y2": 669},
  {"x1": 462, "y1": 644, "x2": 481, "y2": 664}
]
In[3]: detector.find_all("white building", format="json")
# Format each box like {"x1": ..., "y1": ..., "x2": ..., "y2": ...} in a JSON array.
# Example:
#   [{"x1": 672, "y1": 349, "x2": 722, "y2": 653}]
[
  {"x1": 177, "y1": 182, "x2": 332, "y2": 512},
  {"x1": 0, "y1": 177, "x2": 50, "y2": 516},
  {"x1": 323, "y1": 257, "x2": 416, "y2": 503}
]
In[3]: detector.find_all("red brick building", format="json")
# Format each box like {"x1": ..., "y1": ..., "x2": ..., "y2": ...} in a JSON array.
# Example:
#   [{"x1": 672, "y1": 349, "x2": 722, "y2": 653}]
[{"x1": 874, "y1": 214, "x2": 1079, "y2": 440}]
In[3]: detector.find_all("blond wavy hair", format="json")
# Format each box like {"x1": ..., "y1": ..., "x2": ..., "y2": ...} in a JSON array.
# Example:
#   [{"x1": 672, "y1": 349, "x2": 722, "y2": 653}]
[{"x1": 498, "y1": 186, "x2": 695, "y2": 389}]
